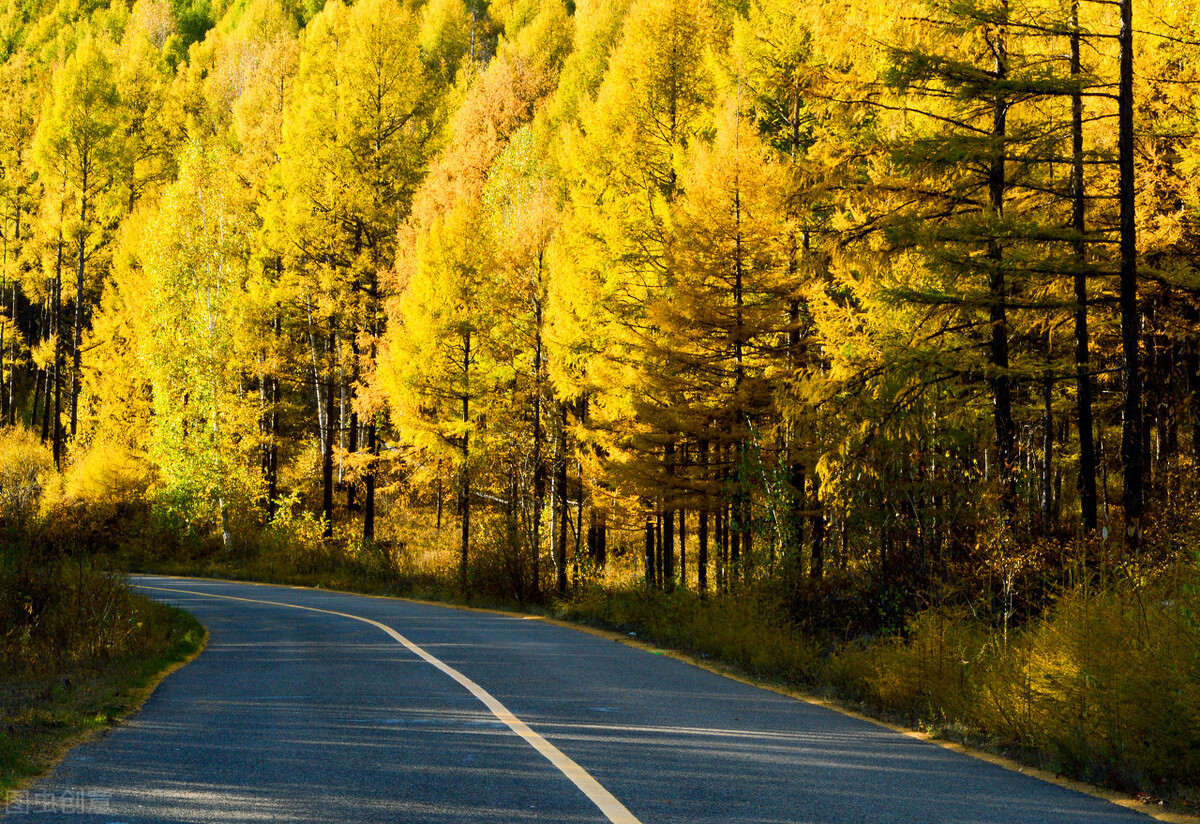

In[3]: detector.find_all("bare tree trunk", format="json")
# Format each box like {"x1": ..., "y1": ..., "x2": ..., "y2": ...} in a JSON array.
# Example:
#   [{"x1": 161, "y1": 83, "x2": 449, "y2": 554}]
[
  {"x1": 1118, "y1": 0, "x2": 1142, "y2": 549},
  {"x1": 459, "y1": 329, "x2": 471, "y2": 589},
  {"x1": 1042, "y1": 370, "x2": 1053, "y2": 534},
  {"x1": 70, "y1": 175, "x2": 87, "y2": 441},
  {"x1": 663, "y1": 441, "x2": 675, "y2": 589},
  {"x1": 1071, "y1": 0, "x2": 1097, "y2": 532},
  {"x1": 698, "y1": 438, "x2": 709, "y2": 596},
  {"x1": 988, "y1": 7, "x2": 1015, "y2": 525},
  {"x1": 531, "y1": 291, "x2": 545, "y2": 597},
  {"x1": 555, "y1": 405, "x2": 569, "y2": 597},
  {"x1": 52, "y1": 238, "x2": 62, "y2": 469},
  {"x1": 678, "y1": 505, "x2": 687, "y2": 590},
  {"x1": 266, "y1": 313, "x2": 281, "y2": 517},
  {"x1": 810, "y1": 473, "x2": 825, "y2": 580},
  {"x1": 644, "y1": 513, "x2": 656, "y2": 588},
  {"x1": 364, "y1": 416, "x2": 377, "y2": 543},
  {"x1": 322, "y1": 329, "x2": 336, "y2": 539}
]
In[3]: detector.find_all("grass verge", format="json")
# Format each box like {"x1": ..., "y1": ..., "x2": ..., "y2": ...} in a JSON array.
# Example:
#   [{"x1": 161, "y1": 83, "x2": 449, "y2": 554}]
[{"x1": 0, "y1": 589, "x2": 206, "y2": 796}]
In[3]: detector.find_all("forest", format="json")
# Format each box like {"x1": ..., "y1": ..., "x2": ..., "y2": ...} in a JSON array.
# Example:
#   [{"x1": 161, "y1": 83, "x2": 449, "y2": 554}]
[{"x1": 0, "y1": 0, "x2": 1198, "y2": 805}]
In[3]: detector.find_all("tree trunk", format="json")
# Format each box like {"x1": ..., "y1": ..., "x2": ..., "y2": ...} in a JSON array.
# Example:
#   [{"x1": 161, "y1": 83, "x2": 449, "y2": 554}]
[
  {"x1": 1118, "y1": 0, "x2": 1142, "y2": 549},
  {"x1": 8, "y1": 223, "x2": 18, "y2": 426},
  {"x1": 70, "y1": 171, "x2": 86, "y2": 441},
  {"x1": 988, "y1": 9, "x2": 1015, "y2": 526},
  {"x1": 663, "y1": 441, "x2": 675, "y2": 589},
  {"x1": 678, "y1": 506, "x2": 687, "y2": 590},
  {"x1": 1071, "y1": 0, "x2": 1098, "y2": 533},
  {"x1": 52, "y1": 240, "x2": 62, "y2": 469},
  {"x1": 346, "y1": 334, "x2": 359, "y2": 511},
  {"x1": 655, "y1": 508, "x2": 664, "y2": 588},
  {"x1": 1042, "y1": 371, "x2": 1053, "y2": 534},
  {"x1": 555, "y1": 415, "x2": 569, "y2": 597},
  {"x1": 364, "y1": 415, "x2": 377, "y2": 543},
  {"x1": 322, "y1": 329, "x2": 336, "y2": 539},
  {"x1": 531, "y1": 291, "x2": 545, "y2": 597},
  {"x1": 644, "y1": 512, "x2": 656, "y2": 588},
  {"x1": 460, "y1": 329, "x2": 472, "y2": 589},
  {"x1": 698, "y1": 438, "x2": 709, "y2": 596},
  {"x1": 810, "y1": 472, "x2": 825, "y2": 580},
  {"x1": 266, "y1": 312, "x2": 281, "y2": 518}
]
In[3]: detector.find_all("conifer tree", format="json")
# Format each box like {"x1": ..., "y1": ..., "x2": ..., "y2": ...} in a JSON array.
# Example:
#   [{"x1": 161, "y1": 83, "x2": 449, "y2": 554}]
[{"x1": 33, "y1": 31, "x2": 123, "y2": 448}]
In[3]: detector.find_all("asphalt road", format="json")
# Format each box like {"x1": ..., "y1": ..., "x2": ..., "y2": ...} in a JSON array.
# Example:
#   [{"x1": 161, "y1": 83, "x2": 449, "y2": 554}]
[{"x1": 3, "y1": 576, "x2": 1163, "y2": 824}]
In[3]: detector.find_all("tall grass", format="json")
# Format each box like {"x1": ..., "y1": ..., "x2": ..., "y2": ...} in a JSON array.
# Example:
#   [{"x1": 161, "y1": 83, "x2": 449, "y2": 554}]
[
  {"x1": 828, "y1": 569, "x2": 1200, "y2": 802},
  {"x1": 561, "y1": 586, "x2": 822, "y2": 681}
]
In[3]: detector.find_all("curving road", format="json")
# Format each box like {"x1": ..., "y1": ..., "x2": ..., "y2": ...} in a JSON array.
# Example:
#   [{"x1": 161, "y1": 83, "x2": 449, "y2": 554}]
[{"x1": 3, "y1": 576, "x2": 1163, "y2": 823}]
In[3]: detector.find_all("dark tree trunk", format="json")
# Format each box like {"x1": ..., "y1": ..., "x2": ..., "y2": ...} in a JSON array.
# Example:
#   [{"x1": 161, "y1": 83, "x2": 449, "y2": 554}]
[
  {"x1": 322, "y1": 330, "x2": 336, "y2": 538},
  {"x1": 531, "y1": 295, "x2": 545, "y2": 596},
  {"x1": 347, "y1": 336, "x2": 360, "y2": 512},
  {"x1": 810, "y1": 473, "x2": 825, "y2": 580},
  {"x1": 460, "y1": 330, "x2": 472, "y2": 588},
  {"x1": 555, "y1": 421, "x2": 569, "y2": 597},
  {"x1": 1071, "y1": 0, "x2": 1097, "y2": 532},
  {"x1": 364, "y1": 416, "x2": 377, "y2": 543},
  {"x1": 663, "y1": 441, "x2": 675, "y2": 589},
  {"x1": 644, "y1": 513, "x2": 656, "y2": 588},
  {"x1": 655, "y1": 508, "x2": 664, "y2": 587},
  {"x1": 1118, "y1": 0, "x2": 1142, "y2": 549},
  {"x1": 678, "y1": 506, "x2": 686, "y2": 590},
  {"x1": 698, "y1": 438, "x2": 709, "y2": 596},
  {"x1": 52, "y1": 249, "x2": 62, "y2": 469},
  {"x1": 266, "y1": 313, "x2": 282, "y2": 518},
  {"x1": 988, "y1": 12, "x2": 1015, "y2": 525},
  {"x1": 1042, "y1": 371, "x2": 1053, "y2": 534},
  {"x1": 70, "y1": 172, "x2": 87, "y2": 441}
]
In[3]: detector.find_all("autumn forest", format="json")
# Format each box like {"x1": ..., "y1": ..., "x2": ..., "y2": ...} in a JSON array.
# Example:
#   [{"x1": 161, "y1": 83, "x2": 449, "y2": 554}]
[{"x1": 1, "y1": 0, "x2": 1200, "y2": 802}]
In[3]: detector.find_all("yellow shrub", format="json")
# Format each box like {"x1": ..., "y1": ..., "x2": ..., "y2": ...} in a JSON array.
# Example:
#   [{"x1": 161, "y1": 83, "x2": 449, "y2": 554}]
[
  {"x1": 62, "y1": 441, "x2": 153, "y2": 508},
  {"x1": 829, "y1": 607, "x2": 985, "y2": 724},
  {"x1": 0, "y1": 428, "x2": 53, "y2": 533},
  {"x1": 1011, "y1": 582, "x2": 1200, "y2": 788}
]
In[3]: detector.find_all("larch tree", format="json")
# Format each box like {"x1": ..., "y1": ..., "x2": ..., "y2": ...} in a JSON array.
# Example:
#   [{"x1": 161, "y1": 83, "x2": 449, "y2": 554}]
[
  {"x1": 32, "y1": 31, "x2": 123, "y2": 452},
  {"x1": 274, "y1": 0, "x2": 436, "y2": 540},
  {"x1": 549, "y1": 0, "x2": 713, "y2": 588},
  {"x1": 386, "y1": 199, "x2": 513, "y2": 589}
]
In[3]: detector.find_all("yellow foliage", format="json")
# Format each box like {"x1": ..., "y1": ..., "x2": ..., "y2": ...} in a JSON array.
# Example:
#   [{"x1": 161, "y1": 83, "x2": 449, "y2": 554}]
[
  {"x1": 62, "y1": 440, "x2": 153, "y2": 508},
  {"x1": 0, "y1": 427, "x2": 53, "y2": 530},
  {"x1": 829, "y1": 579, "x2": 1200, "y2": 791}
]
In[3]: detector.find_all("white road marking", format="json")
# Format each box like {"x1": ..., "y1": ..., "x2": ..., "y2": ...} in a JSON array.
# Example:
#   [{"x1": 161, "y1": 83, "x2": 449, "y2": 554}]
[{"x1": 140, "y1": 584, "x2": 643, "y2": 824}]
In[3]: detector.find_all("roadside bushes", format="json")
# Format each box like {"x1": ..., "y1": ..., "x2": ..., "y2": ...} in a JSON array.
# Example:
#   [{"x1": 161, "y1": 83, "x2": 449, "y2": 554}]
[
  {"x1": 0, "y1": 429, "x2": 53, "y2": 549},
  {"x1": 0, "y1": 561, "x2": 159, "y2": 674},
  {"x1": 0, "y1": 428, "x2": 174, "y2": 675},
  {"x1": 562, "y1": 586, "x2": 821, "y2": 682},
  {"x1": 827, "y1": 570, "x2": 1200, "y2": 799}
]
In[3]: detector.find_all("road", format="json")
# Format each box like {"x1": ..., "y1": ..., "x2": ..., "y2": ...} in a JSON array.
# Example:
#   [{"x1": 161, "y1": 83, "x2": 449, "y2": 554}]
[{"x1": 2, "y1": 576, "x2": 1163, "y2": 823}]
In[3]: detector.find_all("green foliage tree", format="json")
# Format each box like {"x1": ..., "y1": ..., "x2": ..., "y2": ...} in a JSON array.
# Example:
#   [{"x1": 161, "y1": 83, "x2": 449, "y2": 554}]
[{"x1": 143, "y1": 143, "x2": 260, "y2": 549}]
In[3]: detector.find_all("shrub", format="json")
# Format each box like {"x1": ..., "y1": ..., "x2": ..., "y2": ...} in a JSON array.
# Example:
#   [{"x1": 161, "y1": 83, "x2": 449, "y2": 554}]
[
  {"x1": 0, "y1": 429, "x2": 53, "y2": 545},
  {"x1": 826, "y1": 569, "x2": 1200, "y2": 799},
  {"x1": 0, "y1": 561, "x2": 165, "y2": 675}
]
